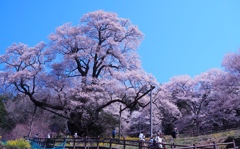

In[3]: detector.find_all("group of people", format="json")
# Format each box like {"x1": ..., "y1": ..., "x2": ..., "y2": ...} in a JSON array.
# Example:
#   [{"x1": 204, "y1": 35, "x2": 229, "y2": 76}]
[
  {"x1": 139, "y1": 127, "x2": 178, "y2": 149},
  {"x1": 139, "y1": 131, "x2": 164, "y2": 149}
]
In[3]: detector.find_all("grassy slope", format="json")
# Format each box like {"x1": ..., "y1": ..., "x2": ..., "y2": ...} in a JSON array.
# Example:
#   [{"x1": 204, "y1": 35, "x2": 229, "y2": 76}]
[{"x1": 170, "y1": 129, "x2": 240, "y2": 146}]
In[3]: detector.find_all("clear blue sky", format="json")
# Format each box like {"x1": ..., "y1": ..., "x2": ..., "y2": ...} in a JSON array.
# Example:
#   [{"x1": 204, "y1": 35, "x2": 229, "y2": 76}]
[{"x1": 1, "y1": 0, "x2": 240, "y2": 83}]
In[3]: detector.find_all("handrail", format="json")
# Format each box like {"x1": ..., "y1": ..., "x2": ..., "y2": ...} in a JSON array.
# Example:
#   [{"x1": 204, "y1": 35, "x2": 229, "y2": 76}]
[
  {"x1": 24, "y1": 136, "x2": 66, "y2": 149},
  {"x1": 24, "y1": 136, "x2": 237, "y2": 149}
]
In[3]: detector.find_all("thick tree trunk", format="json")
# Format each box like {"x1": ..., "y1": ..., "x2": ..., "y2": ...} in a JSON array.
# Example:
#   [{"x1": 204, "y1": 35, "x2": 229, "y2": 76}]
[{"x1": 28, "y1": 105, "x2": 37, "y2": 137}]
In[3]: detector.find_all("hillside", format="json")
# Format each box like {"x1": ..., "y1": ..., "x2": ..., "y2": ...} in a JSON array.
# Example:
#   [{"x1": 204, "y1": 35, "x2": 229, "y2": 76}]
[{"x1": 171, "y1": 129, "x2": 240, "y2": 147}]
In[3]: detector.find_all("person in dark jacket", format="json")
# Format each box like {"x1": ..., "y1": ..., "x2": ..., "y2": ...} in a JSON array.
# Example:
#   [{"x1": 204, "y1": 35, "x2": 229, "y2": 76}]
[
  {"x1": 171, "y1": 127, "x2": 178, "y2": 138},
  {"x1": 112, "y1": 128, "x2": 116, "y2": 138}
]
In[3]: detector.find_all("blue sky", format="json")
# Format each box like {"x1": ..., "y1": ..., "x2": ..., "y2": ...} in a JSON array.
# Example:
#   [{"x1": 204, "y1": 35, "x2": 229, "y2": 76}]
[{"x1": 1, "y1": 1, "x2": 240, "y2": 83}]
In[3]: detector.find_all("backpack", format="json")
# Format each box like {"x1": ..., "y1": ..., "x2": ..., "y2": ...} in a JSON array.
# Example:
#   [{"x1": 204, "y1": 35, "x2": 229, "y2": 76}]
[{"x1": 153, "y1": 138, "x2": 156, "y2": 146}]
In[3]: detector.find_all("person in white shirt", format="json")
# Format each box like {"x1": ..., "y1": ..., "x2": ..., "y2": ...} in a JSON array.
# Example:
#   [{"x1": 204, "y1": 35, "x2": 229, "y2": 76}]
[
  {"x1": 74, "y1": 132, "x2": 78, "y2": 138},
  {"x1": 155, "y1": 134, "x2": 163, "y2": 149},
  {"x1": 139, "y1": 132, "x2": 146, "y2": 149},
  {"x1": 139, "y1": 132, "x2": 145, "y2": 141}
]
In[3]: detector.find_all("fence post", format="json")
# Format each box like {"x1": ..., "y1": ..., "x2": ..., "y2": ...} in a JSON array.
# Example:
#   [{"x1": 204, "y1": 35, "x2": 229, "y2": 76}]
[
  {"x1": 213, "y1": 141, "x2": 217, "y2": 149},
  {"x1": 73, "y1": 137, "x2": 76, "y2": 149},
  {"x1": 233, "y1": 140, "x2": 236, "y2": 149},
  {"x1": 139, "y1": 140, "x2": 142, "y2": 149},
  {"x1": 84, "y1": 136, "x2": 87, "y2": 149},
  {"x1": 123, "y1": 137, "x2": 126, "y2": 149},
  {"x1": 109, "y1": 138, "x2": 112, "y2": 149},
  {"x1": 97, "y1": 136, "x2": 99, "y2": 149},
  {"x1": 193, "y1": 143, "x2": 197, "y2": 149}
]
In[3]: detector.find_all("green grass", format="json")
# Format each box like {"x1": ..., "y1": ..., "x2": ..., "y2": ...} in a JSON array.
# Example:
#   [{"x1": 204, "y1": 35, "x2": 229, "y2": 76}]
[
  {"x1": 171, "y1": 129, "x2": 240, "y2": 146},
  {"x1": 61, "y1": 129, "x2": 240, "y2": 149},
  {"x1": 106, "y1": 130, "x2": 240, "y2": 149}
]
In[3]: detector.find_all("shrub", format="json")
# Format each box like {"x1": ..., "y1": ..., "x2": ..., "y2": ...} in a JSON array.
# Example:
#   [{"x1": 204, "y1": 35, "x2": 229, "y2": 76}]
[{"x1": 5, "y1": 138, "x2": 30, "y2": 149}]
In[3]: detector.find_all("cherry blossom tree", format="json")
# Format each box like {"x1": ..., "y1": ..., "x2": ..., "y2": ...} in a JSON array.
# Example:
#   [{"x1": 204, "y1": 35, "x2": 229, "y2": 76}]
[
  {"x1": 0, "y1": 94, "x2": 66, "y2": 139},
  {"x1": 152, "y1": 88, "x2": 181, "y2": 135},
  {"x1": 205, "y1": 73, "x2": 240, "y2": 129},
  {"x1": 205, "y1": 51, "x2": 240, "y2": 128},
  {"x1": 125, "y1": 87, "x2": 181, "y2": 136},
  {"x1": 0, "y1": 10, "x2": 158, "y2": 136},
  {"x1": 163, "y1": 69, "x2": 224, "y2": 133}
]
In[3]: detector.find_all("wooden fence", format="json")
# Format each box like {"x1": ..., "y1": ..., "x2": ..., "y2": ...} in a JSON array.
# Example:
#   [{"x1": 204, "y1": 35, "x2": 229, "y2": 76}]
[{"x1": 25, "y1": 137, "x2": 238, "y2": 149}]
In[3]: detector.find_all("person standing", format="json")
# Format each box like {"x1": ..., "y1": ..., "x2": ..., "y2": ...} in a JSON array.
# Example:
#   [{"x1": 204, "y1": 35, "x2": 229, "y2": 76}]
[
  {"x1": 149, "y1": 136, "x2": 155, "y2": 148},
  {"x1": 139, "y1": 132, "x2": 146, "y2": 149},
  {"x1": 112, "y1": 128, "x2": 116, "y2": 138},
  {"x1": 171, "y1": 127, "x2": 178, "y2": 139},
  {"x1": 74, "y1": 132, "x2": 78, "y2": 138},
  {"x1": 155, "y1": 133, "x2": 163, "y2": 149},
  {"x1": 139, "y1": 132, "x2": 145, "y2": 141}
]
